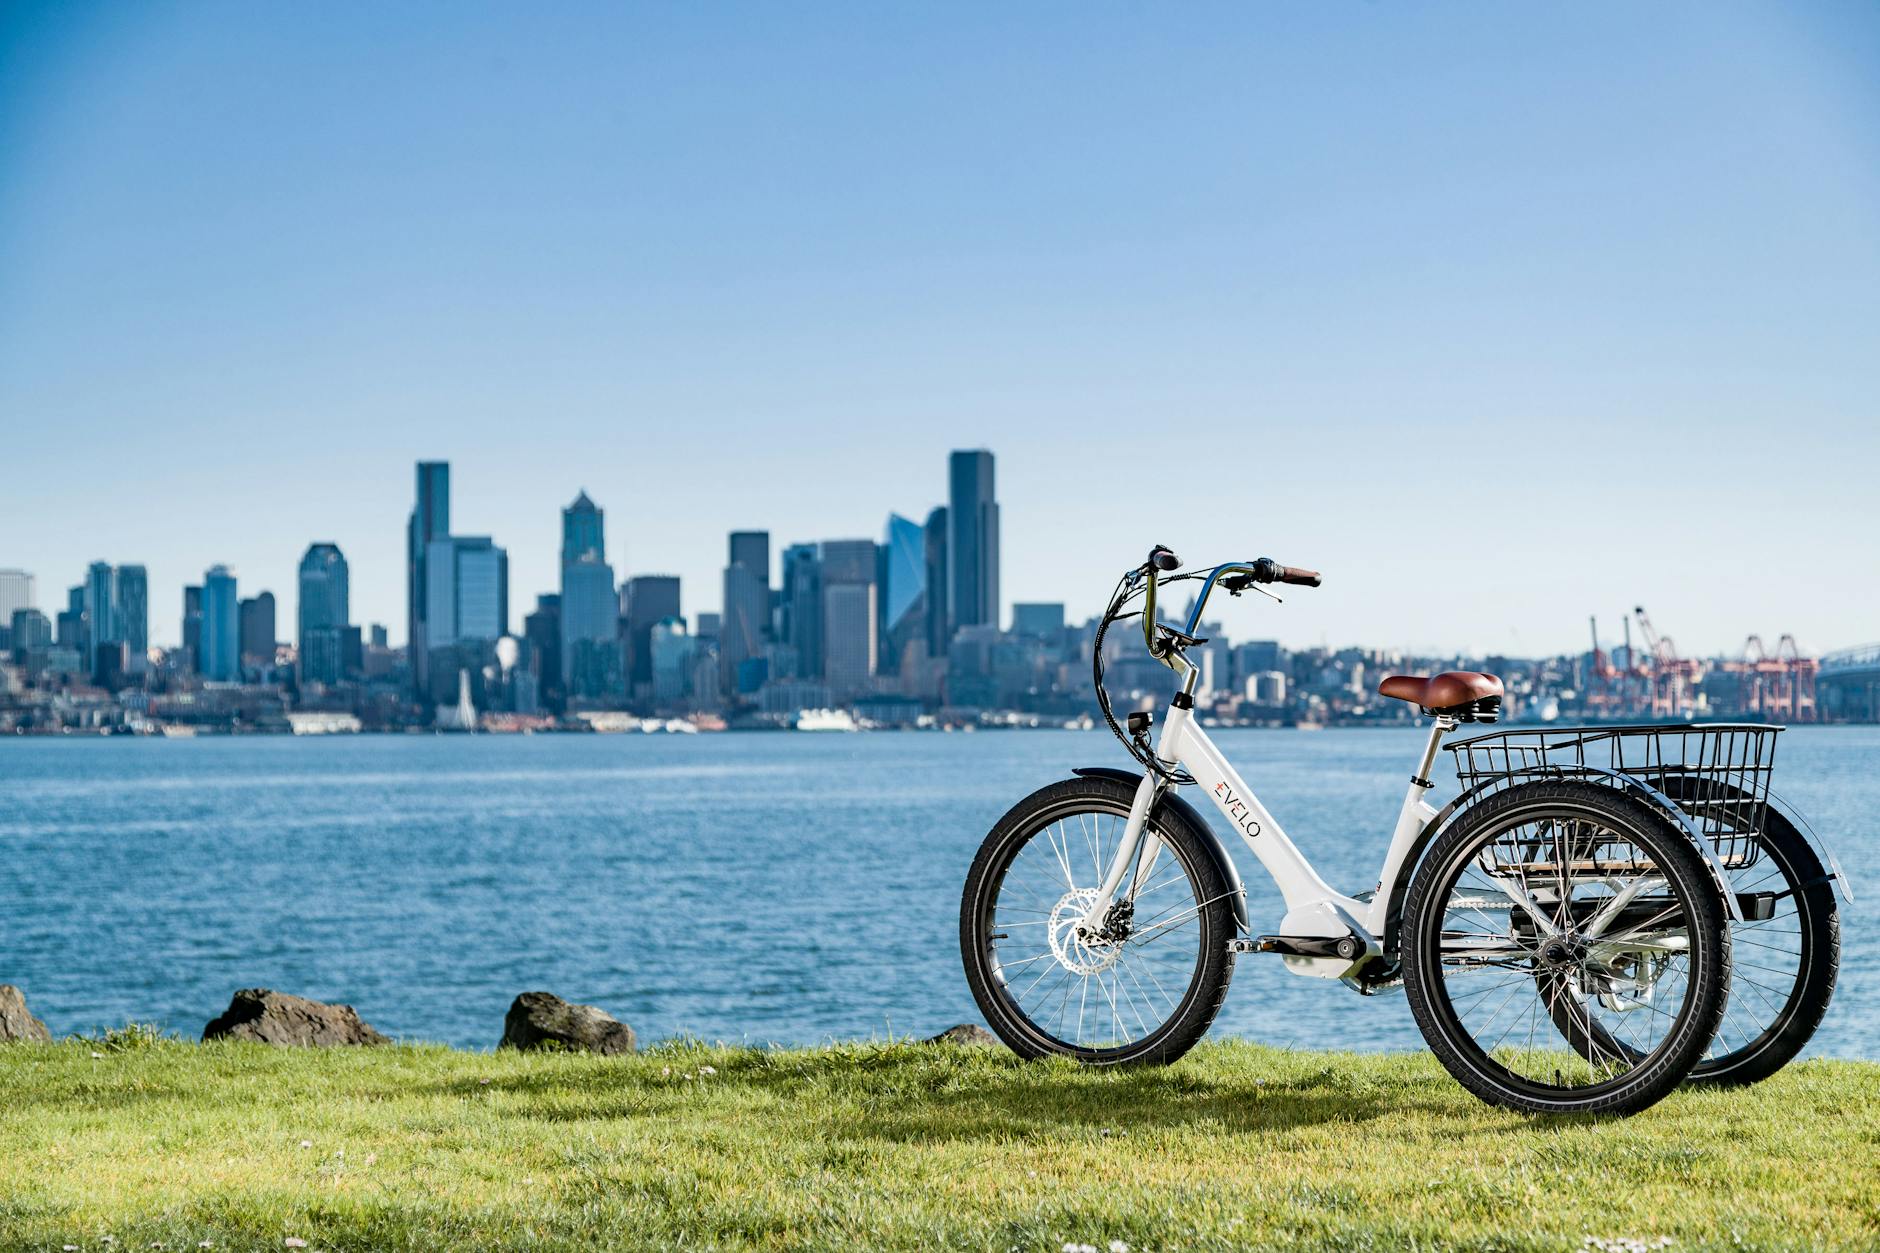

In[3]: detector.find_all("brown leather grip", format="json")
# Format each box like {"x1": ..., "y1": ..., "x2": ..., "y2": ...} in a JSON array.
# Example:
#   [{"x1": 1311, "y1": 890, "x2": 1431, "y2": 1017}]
[{"x1": 1277, "y1": 565, "x2": 1322, "y2": 587}]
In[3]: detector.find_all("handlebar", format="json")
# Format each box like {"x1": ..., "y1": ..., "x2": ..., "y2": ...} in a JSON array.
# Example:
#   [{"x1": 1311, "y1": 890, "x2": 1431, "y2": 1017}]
[{"x1": 1134, "y1": 551, "x2": 1323, "y2": 667}]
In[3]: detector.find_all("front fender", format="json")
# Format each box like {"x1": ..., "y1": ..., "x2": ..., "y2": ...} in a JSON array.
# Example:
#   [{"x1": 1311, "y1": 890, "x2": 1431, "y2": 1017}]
[{"x1": 1071, "y1": 767, "x2": 1250, "y2": 933}]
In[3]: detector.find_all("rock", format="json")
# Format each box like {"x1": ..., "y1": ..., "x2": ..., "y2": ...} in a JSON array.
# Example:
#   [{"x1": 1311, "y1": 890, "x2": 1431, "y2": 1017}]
[
  {"x1": 202, "y1": 988, "x2": 389, "y2": 1047},
  {"x1": 927, "y1": 1023, "x2": 1001, "y2": 1047},
  {"x1": 0, "y1": 985, "x2": 51, "y2": 1043},
  {"x1": 500, "y1": 991, "x2": 636, "y2": 1055}
]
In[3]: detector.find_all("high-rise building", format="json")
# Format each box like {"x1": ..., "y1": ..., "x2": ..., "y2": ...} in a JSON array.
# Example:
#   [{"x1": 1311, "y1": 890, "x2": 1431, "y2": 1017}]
[
  {"x1": 10, "y1": 608, "x2": 52, "y2": 657},
  {"x1": 878, "y1": 514, "x2": 927, "y2": 675},
  {"x1": 200, "y1": 566, "x2": 240, "y2": 681},
  {"x1": 298, "y1": 543, "x2": 351, "y2": 683},
  {"x1": 57, "y1": 585, "x2": 86, "y2": 657},
  {"x1": 523, "y1": 593, "x2": 562, "y2": 706},
  {"x1": 559, "y1": 492, "x2": 621, "y2": 700},
  {"x1": 820, "y1": 539, "x2": 877, "y2": 701},
  {"x1": 240, "y1": 592, "x2": 277, "y2": 666},
  {"x1": 623, "y1": 574, "x2": 681, "y2": 688},
  {"x1": 115, "y1": 564, "x2": 148, "y2": 674},
  {"x1": 947, "y1": 450, "x2": 999, "y2": 633},
  {"x1": 720, "y1": 530, "x2": 770, "y2": 692},
  {"x1": 85, "y1": 562, "x2": 117, "y2": 661},
  {"x1": 923, "y1": 507, "x2": 948, "y2": 655},
  {"x1": 407, "y1": 461, "x2": 450, "y2": 693},
  {"x1": 0, "y1": 570, "x2": 33, "y2": 624},
  {"x1": 424, "y1": 536, "x2": 508, "y2": 647},
  {"x1": 649, "y1": 617, "x2": 693, "y2": 705},
  {"x1": 181, "y1": 585, "x2": 203, "y2": 669},
  {"x1": 780, "y1": 544, "x2": 822, "y2": 679}
]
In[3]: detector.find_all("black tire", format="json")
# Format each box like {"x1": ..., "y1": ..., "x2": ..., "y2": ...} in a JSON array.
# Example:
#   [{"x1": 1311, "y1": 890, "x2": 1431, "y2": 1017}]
[
  {"x1": 960, "y1": 774, "x2": 1236, "y2": 1065},
  {"x1": 1547, "y1": 781, "x2": 1839, "y2": 1087},
  {"x1": 1402, "y1": 781, "x2": 1730, "y2": 1116}
]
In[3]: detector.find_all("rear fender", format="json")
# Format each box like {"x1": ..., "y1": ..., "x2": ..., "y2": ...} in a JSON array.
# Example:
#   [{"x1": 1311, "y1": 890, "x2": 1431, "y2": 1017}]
[{"x1": 1071, "y1": 766, "x2": 1250, "y2": 933}]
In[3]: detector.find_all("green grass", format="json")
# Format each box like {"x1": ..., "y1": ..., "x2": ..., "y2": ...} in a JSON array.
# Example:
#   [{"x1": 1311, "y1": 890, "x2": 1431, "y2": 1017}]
[{"x1": 2, "y1": 1037, "x2": 1877, "y2": 1251}]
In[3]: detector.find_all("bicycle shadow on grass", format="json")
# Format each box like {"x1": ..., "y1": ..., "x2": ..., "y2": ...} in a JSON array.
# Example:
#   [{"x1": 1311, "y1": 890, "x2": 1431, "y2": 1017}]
[{"x1": 464, "y1": 1046, "x2": 1466, "y2": 1140}]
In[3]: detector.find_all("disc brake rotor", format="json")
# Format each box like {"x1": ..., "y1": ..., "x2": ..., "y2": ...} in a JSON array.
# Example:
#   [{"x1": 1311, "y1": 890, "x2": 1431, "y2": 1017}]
[{"x1": 1049, "y1": 888, "x2": 1123, "y2": 974}]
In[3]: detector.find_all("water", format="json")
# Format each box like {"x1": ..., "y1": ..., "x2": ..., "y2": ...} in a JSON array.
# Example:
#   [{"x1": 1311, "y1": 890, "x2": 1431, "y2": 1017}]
[{"x1": 1, "y1": 728, "x2": 1873, "y2": 1056}]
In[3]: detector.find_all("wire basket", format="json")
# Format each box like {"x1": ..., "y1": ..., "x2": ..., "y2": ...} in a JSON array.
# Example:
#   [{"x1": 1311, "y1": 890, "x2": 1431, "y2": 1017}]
[{"x1": 1447, "y1": 723, "x2": 1781, "y2": 870}]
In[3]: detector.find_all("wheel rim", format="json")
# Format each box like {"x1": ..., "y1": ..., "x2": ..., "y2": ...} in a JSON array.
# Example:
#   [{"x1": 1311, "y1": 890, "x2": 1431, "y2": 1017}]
[
  {"x1": 1421, "y1": 803, "x2": 1707, "y2": 1098},
  {"x1": 981, "y1": 800, "x2": 1211, "y2": 1055}
]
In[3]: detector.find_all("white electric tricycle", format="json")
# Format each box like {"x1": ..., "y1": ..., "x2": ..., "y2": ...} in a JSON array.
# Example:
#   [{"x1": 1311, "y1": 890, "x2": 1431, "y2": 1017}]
[{"x1": 959, "y1": 547, "x2": 1842, "y2": 1115}]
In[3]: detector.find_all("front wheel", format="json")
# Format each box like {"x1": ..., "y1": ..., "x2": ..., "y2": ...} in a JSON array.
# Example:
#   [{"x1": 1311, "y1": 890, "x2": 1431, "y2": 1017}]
[
  {"x1": 960, "y1": 775, "x2": 1237, "y2": 1065},
  {"x1": 1402, "y1": 781, "x2": 1730, "y2": 1116}
]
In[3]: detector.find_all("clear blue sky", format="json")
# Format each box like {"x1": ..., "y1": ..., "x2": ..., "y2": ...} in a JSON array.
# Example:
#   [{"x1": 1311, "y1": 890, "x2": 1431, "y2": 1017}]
[{"x1": 3, "y1": 2, "x2": 1877, "y2": 657}]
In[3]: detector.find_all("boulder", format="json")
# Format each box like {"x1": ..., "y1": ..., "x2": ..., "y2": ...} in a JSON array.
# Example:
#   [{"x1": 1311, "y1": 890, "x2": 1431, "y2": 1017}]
[
  {"x1": 202, "y1": 988, "x2": 389, "y2": 1047},
  {"x1": 501, "y1": 991, "x2": 635, "y2": 1055},
  {"x1": 0, "y1": 985, "x2": 51, "y2": 1043},
  {"x1": 927, "y1": 1023, "x2": 1001, "y2": 1047}
]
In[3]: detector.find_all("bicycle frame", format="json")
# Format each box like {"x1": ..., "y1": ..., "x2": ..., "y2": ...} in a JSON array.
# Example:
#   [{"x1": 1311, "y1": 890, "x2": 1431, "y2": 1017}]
[{"x1": 1083, "y1": 692, "x2": 1451, "y2": 978}]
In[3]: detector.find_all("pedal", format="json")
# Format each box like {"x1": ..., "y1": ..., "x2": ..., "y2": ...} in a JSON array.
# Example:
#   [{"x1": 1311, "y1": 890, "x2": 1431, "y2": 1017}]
[{"x1": 1248, "y1": 933, "x2": 1367, "y2": 961}]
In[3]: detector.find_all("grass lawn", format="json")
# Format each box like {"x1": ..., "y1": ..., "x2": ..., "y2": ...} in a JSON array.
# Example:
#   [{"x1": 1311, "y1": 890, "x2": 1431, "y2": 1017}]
[{"x1": 1, "y1": 1035, "x2": 1877, "y2": 1252}]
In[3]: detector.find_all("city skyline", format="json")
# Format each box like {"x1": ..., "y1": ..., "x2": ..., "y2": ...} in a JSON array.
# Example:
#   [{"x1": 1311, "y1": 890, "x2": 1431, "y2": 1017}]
[
  {"x1": 4, "y1": 6, "x2": 1879, "y2": 656},
  {"x1": 4, "y1": 433, "x2": 1878, "y2": 662}
]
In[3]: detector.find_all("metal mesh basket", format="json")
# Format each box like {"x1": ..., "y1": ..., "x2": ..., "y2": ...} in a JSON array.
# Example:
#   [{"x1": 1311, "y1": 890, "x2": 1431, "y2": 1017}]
[{"x1": 1447, "y1": 723, "x2": 1781, "y2": 869}]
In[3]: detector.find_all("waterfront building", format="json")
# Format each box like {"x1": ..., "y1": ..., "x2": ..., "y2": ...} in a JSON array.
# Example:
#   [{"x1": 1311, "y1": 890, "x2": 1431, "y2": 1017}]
[
  {"x1": 200, "y1": 566, "x2": 240, "y2": 681},
  {"x1": 820, "y1": 539, "x2": 877, "y2": 701},
  {"x1": 780, "y1": 543, "x2": 822, "y2": 679},
  {"x1": 624, "y1": 574, "x2": 681, "y2": 689},
  {"x1": 115, "y1": 564, "x2": 148, "y2": 674},
  {"x1": 559, "y1": 492, "x2": 621, "y2": 701},
  {"x1": 1011, "y1": 602, "x2": 1065, "y2": 638},
  {"x1": 947, "y1": 449, "x2": 999, "y2": 633},
  {"x1": 239, "y1": 592, "x2": 277, "y2": 667},
  {"x1": 878, "y1": 514, "x2": 926, "y2": 676},
  {"x1": 407, "y1": 461, "x2": 450, "y2": 694},
  {"x1": 720, "y1": 530, "x2": 770, "y2": 693},
  {"x1": 0, "y1": 570, "x2": 34, "y2": 623}
]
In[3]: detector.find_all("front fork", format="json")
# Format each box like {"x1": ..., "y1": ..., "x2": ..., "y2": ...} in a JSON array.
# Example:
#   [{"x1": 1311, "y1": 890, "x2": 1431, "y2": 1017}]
[{"x1": 1075, "y1": 770, "x2": 1168, "y2": 937}]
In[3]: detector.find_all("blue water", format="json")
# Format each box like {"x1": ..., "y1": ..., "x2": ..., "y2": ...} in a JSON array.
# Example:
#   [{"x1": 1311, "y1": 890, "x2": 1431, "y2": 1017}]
[{"x1": 0, "y1": 728, "x2": 1873, "y2": 1056}]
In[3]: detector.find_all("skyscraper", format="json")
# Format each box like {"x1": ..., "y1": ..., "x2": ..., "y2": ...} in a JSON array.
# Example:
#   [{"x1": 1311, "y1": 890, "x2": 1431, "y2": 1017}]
[
  {"x1": 820, "y1": 539, "x2": 877, "y2": 701},
  {"x1": 298, "y1": 543, "x2": 351, "y2": 683},
  {"x1": 623, "y1": 574, "x2": 681, "y2": 689},
  {"x1": 10, "y1": 608, "x2": 51, "y2": 656},
  {"x1": 879, "y1": 513, "x2": 926, "y2": 675},
  {"x1": 407, "y1": 461, "x2": 450, "y2": 693},
  {"x1": 720, "y1": 530, "x2": 770, "y2": 692},
  {"x1": 923, "y1": 506, "x2": 949, "y2": 656},
  {"x1": 240, "y1": 592, "x2": 277, "y2": 665},
  {"x1": 200, "y1": 566, "x2": 240, "y2": 681},
  {"x1": 115, "y1": 564, "x2": 148, "y2": 674},
  {"x1": 85, "y1": 561, "x2": 116, "y2": 655},
  {"x1": 780, "y1": 543, "x2": 822, "y2": 679},
  {"x1": 181, "y1": 585, "x2": 203, "y2": 669},
  {"x1": 523, "y1": 593, "x2": 562, "y2": 706},
  {"x1": 425, "y1": 536, "x2": 508, "y2": 648},
  {"x1": 947, "y1": 450, "x2": 999, "y2": 634},
  {"x1": 0, "y1": 570, "x2": 33, "y2": 624},
  {"x1": 559, "y1": 492, "x2": 620, "y2": 700}
]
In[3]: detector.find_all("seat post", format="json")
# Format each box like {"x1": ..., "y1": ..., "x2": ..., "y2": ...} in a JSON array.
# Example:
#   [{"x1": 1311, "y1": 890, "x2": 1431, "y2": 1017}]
[{"x1": 1411, "y1": 714, "x2": 1456, "y2": 791}]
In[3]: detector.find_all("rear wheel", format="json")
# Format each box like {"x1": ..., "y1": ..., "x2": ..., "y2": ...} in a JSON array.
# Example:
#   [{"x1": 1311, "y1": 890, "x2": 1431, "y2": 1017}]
[
  {"x1": 1547, "y1": 781, "x2": 1838, "y2": 1087},
  {"x1": 960, "y1": 775, "x2": 1236, "y2": 1065},
  {"x1": 1402, "y1": 781, "x2": 1730, "y2": 1116}
]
